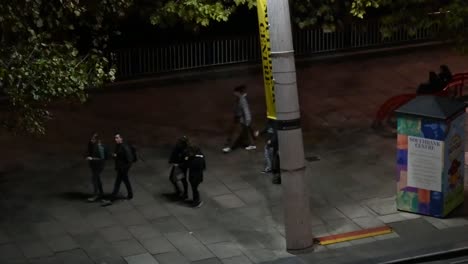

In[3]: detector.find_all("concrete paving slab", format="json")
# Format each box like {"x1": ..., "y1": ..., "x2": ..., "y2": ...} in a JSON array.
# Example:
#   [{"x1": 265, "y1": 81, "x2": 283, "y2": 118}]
[
  {"x1": 212, "y1": 194, "x2": 246, "y2": 209},
  {"x1": 336, "y1": 204, "x2": 374, "y2": 219},
  {"x1": 105, "y1": 200, "x2": 135, "y2": 213},
  {"x1": 33, "y1": 221, "x2": 67, "y2": 238},
  {"x1": 129, "y1": 224, "x2": 161, "y2": 240},
  {"x1": 192, "y1": 227, "x2": 234, "y2": 245},
  {"x1": 0, "y1": 243, "x2": 27, "y2": 262},
  {"x1": 63, "y1": 219, "x2": 96, "y2": 235},
  {"x1": 234, "y1": 188, "x2": 266, "y2": 205},
  {"x1": 239, "y1": 248, "x2": 278, "y2": 263},
  {"x1": 377, "y1": 213, "x2": 407, "y2": 224},
  {"x1": 221, "y1": 179, "x2": 252, "y2": 192},
  {"x1": 48, "y1": 206, "x2": 82, "y2": 222},
  {"x1": 199, "y1": 181, "x2": 232, "y2": 198},
  {"x1": 221, "y1": 255, "x2": 253, "y2": 264},
  {"x1": 28, "y1": 255, "x2": 63, "y2": 264},
  {"x1": 364, "y1": 197, "x2": 397, "y2": 216},
  {"x1": 139, "y1": 236, "x2": 177, "y2": 255},
  {"x1": 99, "y1": 226, "x2": 133, "y2": 242},
  {"x1": 439, "y1": 217, "x2": 468, "y2": 228},
  {"x1": 316, "y1": 207, "x2": 347, "y2": 221},
  {"x1": 422, "y1": 216, "x2": 450, "y2": 229},
  {"x1": 124, "y1": 253, "x2": 160, "y2": 264},
  {"x1": 0, "y1": 228, "x2": 10, "y2": 244},
  {"x1": 45, "y1": 234, "x2": 79, "y2": 252},
  {"x1": 398, "y1": 212, "x2": 422, "y2": 220},
  {"x1": 113, "y1": 209, "x2": 150, "y2": 226},
  {"x1": 352, "y1": 216, "x2": 386, "y2": 229},
  {"x1": 207, "y1": 242, "x2": 243, "y2": 259},
  {"x1": 151, "y1": 216, "x2": 188, "y2": 234},
  {"x1": 55, "y1": 248, "x2": 94, "y2": 264},
  {"x1": 154, "y1": 251, "x2": 190, "y2": 264},
  {"x1": 136, "y1": 203, "x2": 171, "y2": 220},
  {"x1": 17, "y1": 240, "x2": 54, "y2": 259},
  {"x1": 326, "y1": 219, "x2": 362, "y2": 235},
  {"x1": 165, "y1": 231, "x2": 215, "y2": 261},
  {"x1": 85, "y1": 210, "x2": 119, "y2": 228},
  {"x1": 192, "y1": 258, "x2": 223, "y2": 264},
  {"x1": 111, "y1": 238, "x2": 147, "y2": 257}
]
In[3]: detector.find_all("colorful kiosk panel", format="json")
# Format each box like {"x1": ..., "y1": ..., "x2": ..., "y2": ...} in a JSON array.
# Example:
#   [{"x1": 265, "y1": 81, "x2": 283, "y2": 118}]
[{"x1": 395, "y1": 96, "x2": 465, "y2": 218}]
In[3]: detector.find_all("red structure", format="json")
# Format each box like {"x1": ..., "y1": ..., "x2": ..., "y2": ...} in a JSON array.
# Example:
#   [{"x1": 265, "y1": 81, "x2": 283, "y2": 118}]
[{"x1": 372, "y1": 72, "x2": 468, "y2": 132}]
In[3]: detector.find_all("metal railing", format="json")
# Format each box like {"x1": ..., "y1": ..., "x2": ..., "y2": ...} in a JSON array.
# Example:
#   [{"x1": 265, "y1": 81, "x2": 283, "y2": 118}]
[{"x1": 110, "y1": 22, "x2": 440, "y2": 79}]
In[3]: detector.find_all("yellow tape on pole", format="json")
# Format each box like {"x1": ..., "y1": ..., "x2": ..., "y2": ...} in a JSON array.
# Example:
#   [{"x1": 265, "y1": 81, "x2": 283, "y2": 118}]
[{"x1": 257, "y1": 0, "x2": 276, "y2": 120}]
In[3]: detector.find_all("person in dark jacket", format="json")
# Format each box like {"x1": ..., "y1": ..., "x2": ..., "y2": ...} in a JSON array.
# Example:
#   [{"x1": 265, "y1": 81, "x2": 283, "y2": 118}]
[
  {"x1": 168, "y1": 136, "x2": 190, "y2": 199},
  {"x1": 255, "y1": 119, "x2": 278, "y2": 173},
  {"x1": 85, "y1": 132, "x2": 107, "y2": 202},
  {"x1": 184, "y1": 145, "x2": 206, "y2": 208},
  {"x1": 438, "y1": 64, "x2": 452, "y2": 87},
  {"x1": 417, "y1": 71, "x2": 443, "y2": 94},
  {"x1": 102, "y1": 133, "x2": 134, "y2": 206}
]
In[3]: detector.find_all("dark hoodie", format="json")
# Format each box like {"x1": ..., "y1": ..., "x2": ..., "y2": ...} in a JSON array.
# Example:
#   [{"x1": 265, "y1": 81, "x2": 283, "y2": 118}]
[
  {"x1": 114, "y1": 143, "x2": 133, "y2": 170},
  {"x1": 185, "y1": 147, "x2": 206, "y2": 183}
]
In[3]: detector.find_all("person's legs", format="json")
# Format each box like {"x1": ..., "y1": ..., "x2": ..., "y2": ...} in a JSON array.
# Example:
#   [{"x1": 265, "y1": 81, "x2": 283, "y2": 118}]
[
  {"x1": 178, "y1": 173, "x2": 188, "y2": 199},
  {"x1": 243, "y1": 125, "x2": 256, "y2": 150},
  {"x1": 189, "y1": 177, "x2": 202, "y2": 207},
  {"x1": 102, "y1": 169, "x2": 123, "y2": 206},
  {"x1": 224, "y1": 122, "x2": 243, "y2": 152},
  {"x1": 169, "y1": 166, "x2": 182, "y2": 195},
  {"x1": 92, "y1": 168, "x2": 104, "y2": 196},
  {"x1": 263, "y1": 145, "x2": 273, "y2": 172},
  {"x1": 121, "y1": 168, "x2": 133, "y2": 199},
  {"x1": 111, "y1": 170, "x2": 123, "y2": 198}
]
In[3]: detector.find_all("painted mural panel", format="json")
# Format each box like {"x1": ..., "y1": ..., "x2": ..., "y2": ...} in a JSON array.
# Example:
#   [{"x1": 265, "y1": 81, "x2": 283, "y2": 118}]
[{"x1": 396, "y1": 113, "x2": 464, "y2": 218}]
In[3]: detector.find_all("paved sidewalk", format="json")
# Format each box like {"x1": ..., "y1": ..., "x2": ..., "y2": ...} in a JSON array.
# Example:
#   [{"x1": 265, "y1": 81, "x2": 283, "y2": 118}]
[{"x1": 0, "y1": 46, "x2": 468, "y2": 264}]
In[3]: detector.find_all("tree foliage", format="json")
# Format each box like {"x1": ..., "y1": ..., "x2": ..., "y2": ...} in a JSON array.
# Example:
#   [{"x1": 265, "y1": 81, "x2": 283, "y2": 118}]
[
  {"x1": 0, "y1": 0, "x2": 130, "y2": 134},
  {"x1": 1, "y1": 0, "x2": 467, "y2": 135},
  {"x1": 350, "y1": 0, "x2": 468, "y2": 46}
]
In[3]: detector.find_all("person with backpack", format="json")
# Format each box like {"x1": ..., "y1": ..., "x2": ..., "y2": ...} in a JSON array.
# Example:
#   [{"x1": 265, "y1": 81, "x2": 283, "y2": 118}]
[
  {"x1": 85, "y1": 132, "x2": 107, "y2": 202},
  {"x1": 184, "y1": 145, "x2": 206, "y2": 208},
  {"x1": 102, "y1": 133, "x2": 134, "y2": 206},
  {"x1": 168, "y1": 136, "x2": 190, "y2": 200}
]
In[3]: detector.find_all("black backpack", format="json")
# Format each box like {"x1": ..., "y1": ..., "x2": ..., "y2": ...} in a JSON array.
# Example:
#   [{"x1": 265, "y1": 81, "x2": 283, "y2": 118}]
[{"x1": 129, "y1": 144, "x2": 138, "y2": 163}]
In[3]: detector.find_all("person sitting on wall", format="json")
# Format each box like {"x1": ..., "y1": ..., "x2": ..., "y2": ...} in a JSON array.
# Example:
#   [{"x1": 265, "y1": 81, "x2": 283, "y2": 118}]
[{"x1": 416, "y1": 71, "x2": 443, "y2": 94}]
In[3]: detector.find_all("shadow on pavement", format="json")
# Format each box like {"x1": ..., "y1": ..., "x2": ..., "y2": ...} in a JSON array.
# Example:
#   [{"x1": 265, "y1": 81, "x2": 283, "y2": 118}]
[{"x1": 58, "y1": 191, "x2": 90, "y2": 201}]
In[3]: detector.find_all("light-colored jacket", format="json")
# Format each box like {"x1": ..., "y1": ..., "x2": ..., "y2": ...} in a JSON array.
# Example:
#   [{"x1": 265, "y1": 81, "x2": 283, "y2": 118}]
[{"x1": 236, "y1": 94, "x2": 251, "y2": 126}]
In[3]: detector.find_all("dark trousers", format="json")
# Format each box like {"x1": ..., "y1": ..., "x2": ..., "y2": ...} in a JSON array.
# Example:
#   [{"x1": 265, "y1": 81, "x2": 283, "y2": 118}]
[
  {"x1": 112, "y1": 167, "x2": 133, "y2": 199},
  {"x1": 91, "y1": 168, "x2": 104, "y2": 196},
  {"x1": 227, "y1": 123, "x2": 255, "y2": 149},
  {"x1": 189, "y1": 177, "x2": 201, "y2": 203}
]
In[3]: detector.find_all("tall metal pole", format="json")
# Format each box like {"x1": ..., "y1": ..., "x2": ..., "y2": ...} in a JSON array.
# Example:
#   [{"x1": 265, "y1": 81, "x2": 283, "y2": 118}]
[{"x1": 266, "y1": 0, "x2": 313, "y2": 252}]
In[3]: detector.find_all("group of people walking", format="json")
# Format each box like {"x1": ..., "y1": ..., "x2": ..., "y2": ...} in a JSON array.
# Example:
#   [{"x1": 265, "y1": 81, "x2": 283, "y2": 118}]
[
  {"x1": 85, "y1": 132, "x2": 207, "y2": 208},
  {"x1": 85, "y1": 132, "x2": 135, "y2": 206},
  {"x1": 84, "y1": 84, "x2": 280, "y2": 208}
]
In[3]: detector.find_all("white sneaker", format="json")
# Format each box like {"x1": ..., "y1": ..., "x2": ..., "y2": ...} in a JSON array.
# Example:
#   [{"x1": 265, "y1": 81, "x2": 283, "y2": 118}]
[
  {"x1": 101, "y1": 199, "x2": 112, "y2": 207},
  {"x1": 222, "y1": 147, "x2": 232, "y2": 153},
  {"x1": 245, "y1": 145, "x2": 256, "y2": 150},
  {"x1": 87, "y1": 196, "x2": 99, "y2": 202}
]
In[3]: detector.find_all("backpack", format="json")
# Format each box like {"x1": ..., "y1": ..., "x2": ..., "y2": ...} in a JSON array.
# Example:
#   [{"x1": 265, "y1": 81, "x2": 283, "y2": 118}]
[{"x1": 129, "y1": 144, "x2": 138, "y2": 163}]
